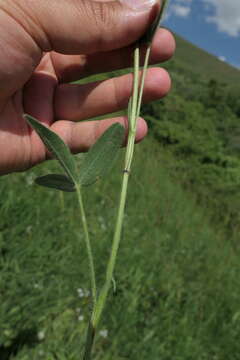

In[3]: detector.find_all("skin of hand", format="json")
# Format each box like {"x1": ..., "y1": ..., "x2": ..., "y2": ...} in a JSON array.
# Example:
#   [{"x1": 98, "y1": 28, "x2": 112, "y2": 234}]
[{"x1": 0, "y1": 0, "x2": 175, "y2": 175}]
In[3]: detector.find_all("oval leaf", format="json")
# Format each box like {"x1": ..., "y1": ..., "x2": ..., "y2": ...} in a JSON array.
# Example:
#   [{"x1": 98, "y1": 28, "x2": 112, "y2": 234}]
[
  {"x1": 139, "y1": 0, "x2": 169, "y2": 45},
  {"x1": 35, "y1": 174, "x2": 75, "y2": 192},
  {"x1": 79, "y1": 123, "x2": 125, "y2": 186},
  {"x1": 24, "y1": 114, "x2": 79, "y2": 184}
]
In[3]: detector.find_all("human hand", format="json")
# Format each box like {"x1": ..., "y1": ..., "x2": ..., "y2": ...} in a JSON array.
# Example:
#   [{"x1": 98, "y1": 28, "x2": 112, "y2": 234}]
[{"x1": 0, "y1": 0, "x2": 175, "y2": 175}]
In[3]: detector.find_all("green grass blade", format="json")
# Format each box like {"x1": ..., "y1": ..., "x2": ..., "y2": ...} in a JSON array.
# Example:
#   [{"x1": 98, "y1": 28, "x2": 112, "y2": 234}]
[
  {"x1": 24, "y1": 114, "x2": 79, "y2": 184},
  {"x1": 35, "y1": 174, "x2": 76, "y2": 192},
  {"x1": 79, "y1": 123, "x2": 125, "y2": 186},
  {"x1": 139, "y1": 0, "x2": 169, "y2": 45}
]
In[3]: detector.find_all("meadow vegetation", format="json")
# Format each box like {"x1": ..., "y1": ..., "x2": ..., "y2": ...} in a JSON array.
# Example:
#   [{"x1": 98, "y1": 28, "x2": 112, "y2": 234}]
[{"x1": 1, "y1": 35, "x2": 240, "y2": 359}]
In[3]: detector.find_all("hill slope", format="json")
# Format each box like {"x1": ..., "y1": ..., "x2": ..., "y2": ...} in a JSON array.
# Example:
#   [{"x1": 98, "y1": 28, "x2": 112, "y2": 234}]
[
  {"x1": 1, "y1": 139, "x2": 240, "y2": 360},
  {"x1": 1, "y1": 30, "x2": 240, "y2": 360},
  {"x1": 166, "y1": 33, "x2": 240, "y2": 87},
  {"x1": 143, "y1": 32, "x2": 240, "y2": 231}
]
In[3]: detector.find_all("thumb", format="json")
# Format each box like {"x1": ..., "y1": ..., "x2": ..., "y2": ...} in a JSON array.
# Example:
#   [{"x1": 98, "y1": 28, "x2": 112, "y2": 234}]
[{"x1": 4, "y1": 0, "x2": 159, "y2": 54}]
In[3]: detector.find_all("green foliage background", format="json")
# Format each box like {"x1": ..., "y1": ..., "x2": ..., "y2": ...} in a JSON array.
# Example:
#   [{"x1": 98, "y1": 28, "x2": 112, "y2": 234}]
[{"x1": 1, "y1": 35, "x2": 240, "y2": 359}]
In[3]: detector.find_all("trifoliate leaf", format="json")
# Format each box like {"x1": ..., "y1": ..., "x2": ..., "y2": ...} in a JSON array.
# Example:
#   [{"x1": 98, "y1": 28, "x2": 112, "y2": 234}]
[{"x1": 79, "y1": 123, "x2": 125, "y2": 186}]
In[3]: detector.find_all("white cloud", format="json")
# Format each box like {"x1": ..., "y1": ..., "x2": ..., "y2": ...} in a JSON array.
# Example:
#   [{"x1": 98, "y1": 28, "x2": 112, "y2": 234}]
[
  {"x1": 203, "y1": 0, "x2": 240, "y2": 37},
  {"x1": 172, "y1": 4, "x2": 191, "y2": 17},
  {"x1": 166, "y1": 0, "x2": 192, "y2": 19},
  {"x1": 218, "y1": 55, "x2": 226, "y2": 62}
]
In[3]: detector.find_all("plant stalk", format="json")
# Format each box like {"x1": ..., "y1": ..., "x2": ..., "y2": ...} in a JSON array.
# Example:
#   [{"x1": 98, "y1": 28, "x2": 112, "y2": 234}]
[
  {"x1": 76, "y1": 184, "x2": 97, "y2": 305},
  {"x1": 94, "y1": 45, "x2": 140, "y2": 322},
  {"x1": 137, "y1": 46, "x2": 151, "y2": 118},
  {"x1": 82, "y1": 0, "x2": 168, "y2": 356},
  {"x1": 82, "y1": 45, "x2": 145, "y2": 360}
]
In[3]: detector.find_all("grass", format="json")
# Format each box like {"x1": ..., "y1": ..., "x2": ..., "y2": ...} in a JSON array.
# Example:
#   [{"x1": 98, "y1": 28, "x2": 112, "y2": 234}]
[
  {"x1": 1, "y1": 136, "x2": 240, "y2": 359},
  {"x1": 1, "y1": 26, "x2": 240, "y2": 360}
]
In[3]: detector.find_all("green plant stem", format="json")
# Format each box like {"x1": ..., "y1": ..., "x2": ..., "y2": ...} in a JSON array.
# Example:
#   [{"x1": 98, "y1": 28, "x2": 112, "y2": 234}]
[
  {"x1": 82, "y1": 2, "x2": 167, "y2": 357},
  {"x1": 76, "y1": 184, "x2": 97, "y2": 305},
  {"x1": 125, "y1": 46, "x2": 140, "y2": 170},
  {"x1": 82, "y1": 176, "x2": 132, "y2": 360},
  {"x1": 82, "y1": 46, "x2": 140, "y2": 360},
  {"x1": 137, "y1": 46, "x2": 151, "y2": 118},
  {"x1": 95, "y1": 45, "x2": 140, "y2": 321}
]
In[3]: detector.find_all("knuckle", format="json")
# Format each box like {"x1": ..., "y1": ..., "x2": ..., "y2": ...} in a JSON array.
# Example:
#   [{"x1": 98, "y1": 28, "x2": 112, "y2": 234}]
[
  {"x1": 83, "y1": 0, "x2": 119, "y2": 32},
  {"x1": 91, "y1": 2, "x2": 114, "y2": 28}
]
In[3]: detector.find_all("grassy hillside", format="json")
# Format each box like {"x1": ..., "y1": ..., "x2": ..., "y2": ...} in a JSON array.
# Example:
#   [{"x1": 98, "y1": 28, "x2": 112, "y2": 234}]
[
  {"x1": 170, "y1": 34, "x2": 240, "y2": 86},
  {"x1": 1, "y1": 139, "x2": 240, "y2": 360},
  {"x1": 143, "y1": 33, "x2": 240, "y2": 232},
  {"x1": 1, "y1": 33, "x2": 240, "y2": 360}
]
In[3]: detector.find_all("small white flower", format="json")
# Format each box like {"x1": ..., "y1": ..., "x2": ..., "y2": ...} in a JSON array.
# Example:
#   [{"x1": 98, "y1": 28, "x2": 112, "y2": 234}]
[
  {"x1": 77, "y1": 288, "x2": 90, "y2": 298},
  {"x1": 77, "y1": 288, "x2": 84, "y2": 297},
  {"x1": 78, "y1": 315, "x2": 84, "y2": 321},
  {"x1": 33, "y1": 283, "x2": 40, "y2": 289},
  {"x1": 99, "y1": 329, "x2": 108, "y2": 338},
  {"x1": 38, "y1": 330, "x2": 45, "y2": 341}
]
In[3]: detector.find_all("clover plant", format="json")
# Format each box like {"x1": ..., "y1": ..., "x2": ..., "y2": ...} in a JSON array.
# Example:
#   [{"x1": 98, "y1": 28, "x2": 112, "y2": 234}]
[{"x1": 24, "y1": 1, "x2": 169, "y2": 358}]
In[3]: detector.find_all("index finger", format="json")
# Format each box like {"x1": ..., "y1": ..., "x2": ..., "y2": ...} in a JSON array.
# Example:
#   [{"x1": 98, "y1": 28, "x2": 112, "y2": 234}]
[{"x1": 50, "y1": 28, "x2": 175, "y2": 83}]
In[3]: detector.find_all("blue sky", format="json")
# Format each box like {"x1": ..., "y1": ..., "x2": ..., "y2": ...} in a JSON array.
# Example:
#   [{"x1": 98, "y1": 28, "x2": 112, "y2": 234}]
[{"x1": 162, "y1": 0, "x2": 240, "y2": 69}]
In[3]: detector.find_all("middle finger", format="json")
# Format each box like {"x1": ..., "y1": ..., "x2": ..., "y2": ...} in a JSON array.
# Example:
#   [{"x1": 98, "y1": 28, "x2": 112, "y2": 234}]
[{"x1": 54, "y1": 67, "x2": 171, "y2": 121}]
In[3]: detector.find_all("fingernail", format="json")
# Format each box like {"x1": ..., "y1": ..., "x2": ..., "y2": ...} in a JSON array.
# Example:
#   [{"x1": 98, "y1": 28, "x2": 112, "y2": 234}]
[{"x1": 120, "y1": 0, "x2": 158, "y2": 12}]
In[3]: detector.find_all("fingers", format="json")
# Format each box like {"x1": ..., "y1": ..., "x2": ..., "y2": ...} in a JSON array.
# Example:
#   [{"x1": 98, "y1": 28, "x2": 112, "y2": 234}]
[
  {"x1": 54, "y1": 67, "x2": 171, "y2": 121},
  {"x1": 51, "y1": 116, "x2": 148, "y2": 154},
  {"x1": 50, "y1": 28, "x2": 176, "y2": 83},
  {"x1": 4, "y1": 0, "x2": 160, "y2": 54}
]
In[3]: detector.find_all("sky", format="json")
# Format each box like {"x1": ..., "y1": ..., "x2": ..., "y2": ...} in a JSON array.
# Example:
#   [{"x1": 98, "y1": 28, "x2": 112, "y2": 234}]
[{"x1": 162, "y1": 0, "x2": 240, "y2": 69}]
